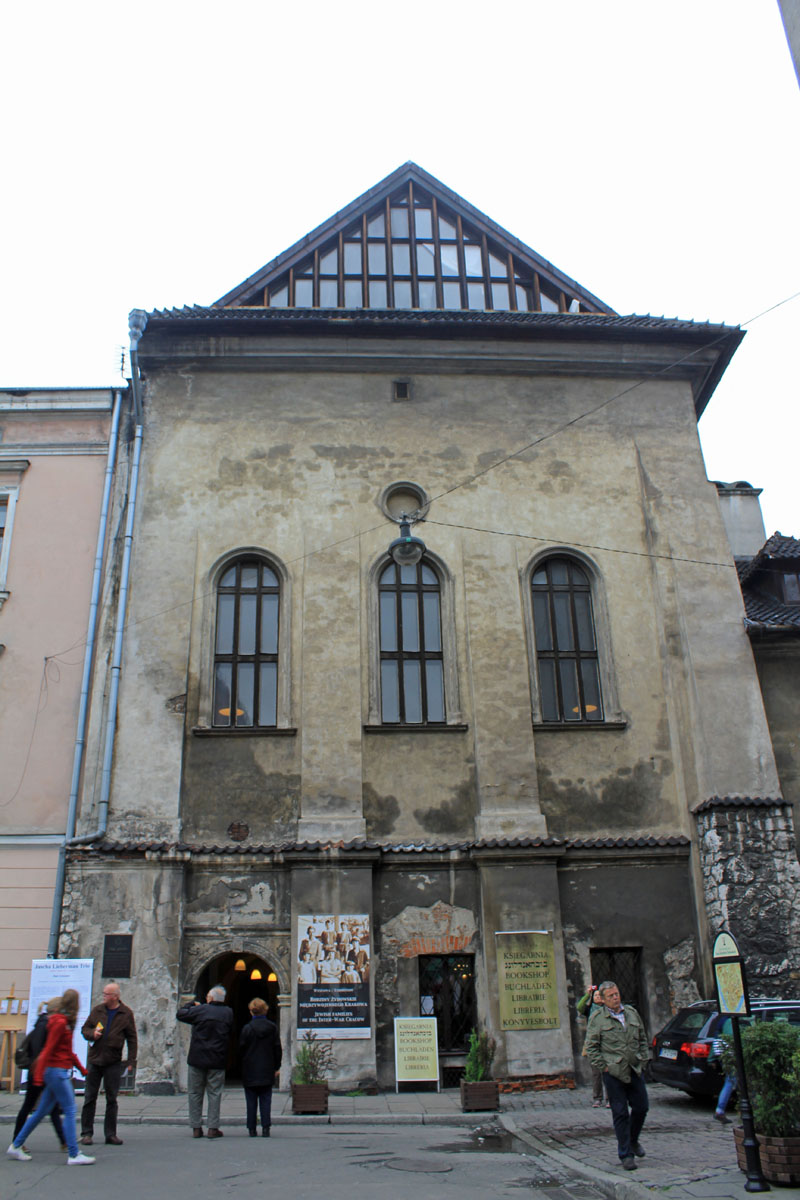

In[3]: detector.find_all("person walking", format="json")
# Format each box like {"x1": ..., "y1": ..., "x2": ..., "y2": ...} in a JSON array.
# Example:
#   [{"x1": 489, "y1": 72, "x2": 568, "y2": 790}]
[
  {"x1": 584, "y1": 980, "x2": 649, "y2": 1172},
  {"x1": 177, "y1": 985, "x2": 234, "y2": 1139},
  {"x1": 577, "y1": 983, "x2": 606, "y2": 1107},
  {"x1": 12, "y1": 998, "x2": 67, "y2": 1152},
  {"x1": 79, "y1": 981, "x2": 138, "y2": 1146},
  {"x1": 239, "y1": 998, "x2": 282, "y2": 1137},
  {"x1": 6, "y1": 988, "x2": 95, "y2": 1166}
]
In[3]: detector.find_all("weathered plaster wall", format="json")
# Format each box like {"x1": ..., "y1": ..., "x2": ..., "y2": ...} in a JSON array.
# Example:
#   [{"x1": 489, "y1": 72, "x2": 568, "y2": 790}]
[{"x1": 752, "y1": 643, "x2": 800, "y2": 855}]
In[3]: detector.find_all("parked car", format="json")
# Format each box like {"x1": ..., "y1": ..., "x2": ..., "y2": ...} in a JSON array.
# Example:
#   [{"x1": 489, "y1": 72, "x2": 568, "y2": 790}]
[{"x1": 650, "y1": 998, "x2": 800, "y2": 1097}]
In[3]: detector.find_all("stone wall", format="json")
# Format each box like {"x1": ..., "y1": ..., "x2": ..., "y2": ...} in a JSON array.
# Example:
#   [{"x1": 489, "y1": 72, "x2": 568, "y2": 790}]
[{"x1": 695, "y1": 797, "x2": 800, "y2": 995}]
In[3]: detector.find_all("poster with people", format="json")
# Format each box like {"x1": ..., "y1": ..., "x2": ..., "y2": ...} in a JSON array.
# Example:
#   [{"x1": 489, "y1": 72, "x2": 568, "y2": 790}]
[{"x1": 297, "y1": 914, "x2": 370, "y2": 1039}]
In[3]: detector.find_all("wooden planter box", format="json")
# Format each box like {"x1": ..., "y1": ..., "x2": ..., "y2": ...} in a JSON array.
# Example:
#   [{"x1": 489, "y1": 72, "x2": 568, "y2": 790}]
[
  {"x1": 460, "y1": 1079, "x2": 500, "y2": 1112},
  {"x1": 734, "y1": 1125, "x2": 800, "y2": 1185},
  {"x1": 291, "y1": 1082, "x2": 329, "y2": 1114}
]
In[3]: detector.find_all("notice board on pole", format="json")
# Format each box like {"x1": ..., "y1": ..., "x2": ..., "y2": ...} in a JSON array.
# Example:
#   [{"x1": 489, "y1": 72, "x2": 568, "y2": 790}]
[{"x1": 393, "y1": 1017, "x2": 439, "y2": 1092}]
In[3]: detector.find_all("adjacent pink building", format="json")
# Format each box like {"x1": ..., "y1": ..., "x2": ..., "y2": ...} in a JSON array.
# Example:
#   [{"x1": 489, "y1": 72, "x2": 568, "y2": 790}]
[{"x1": 0, "y1": 388, "x2": 117, "y2": 1002}]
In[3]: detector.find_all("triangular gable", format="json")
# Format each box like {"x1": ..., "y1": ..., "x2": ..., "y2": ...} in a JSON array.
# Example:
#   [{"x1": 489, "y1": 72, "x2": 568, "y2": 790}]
[{"x1": 215, "y1": 162, "x2": 614, "y2": 316}]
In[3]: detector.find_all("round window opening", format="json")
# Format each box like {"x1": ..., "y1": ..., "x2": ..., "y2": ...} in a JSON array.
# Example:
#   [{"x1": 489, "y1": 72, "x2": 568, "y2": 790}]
[{"x1": 380, "y1": 481, "x2": 430, "y2": 524}]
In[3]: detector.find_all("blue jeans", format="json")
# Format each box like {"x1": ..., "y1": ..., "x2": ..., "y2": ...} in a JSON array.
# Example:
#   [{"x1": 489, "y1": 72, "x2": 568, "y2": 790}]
[
  {"x1": 603, "y1": 1071, "x2": 649, "y2": 1160},
  {"x1": 13, "y1": 1067, "x2": 79, "y2": 1157},
  {"x1": 716, "y1": 1074, "x2": 736, "y2": 1114}
]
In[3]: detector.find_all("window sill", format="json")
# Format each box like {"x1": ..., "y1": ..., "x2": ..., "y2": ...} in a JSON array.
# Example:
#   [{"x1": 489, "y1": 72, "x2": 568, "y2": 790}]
[
  {"x1": 533, "y1": 719, "x2": 627, "y2": 731},
  {"x1": 363, "y1": 723, "x2": 469, "y2": 734},
  {"x1": 192, "y1": 726, "x2": 297, "y2": 737}
]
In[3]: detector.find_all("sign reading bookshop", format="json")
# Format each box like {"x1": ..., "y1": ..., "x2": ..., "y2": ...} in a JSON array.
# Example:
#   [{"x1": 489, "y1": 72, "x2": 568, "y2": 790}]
[{"x1": 495, "y1": 930, "x2": 560, "y2": 1030}]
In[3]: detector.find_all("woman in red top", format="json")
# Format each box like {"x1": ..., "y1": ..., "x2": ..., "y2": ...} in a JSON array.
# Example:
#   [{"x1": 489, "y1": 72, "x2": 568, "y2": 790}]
[{"x1": 7, "y1": 989, "x2": 95, "y2": 1165}]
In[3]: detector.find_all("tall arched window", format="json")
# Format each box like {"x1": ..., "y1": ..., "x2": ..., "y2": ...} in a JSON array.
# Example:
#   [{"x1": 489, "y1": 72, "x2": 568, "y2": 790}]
[
  {"x1": 379, "y1": 559, "x2": 445, "y2": 724},
  {"x1": 531, "y1": 557, "x2": 603, "y2": 723},
  {"x1": 213, "y1": 558, "x2": 280, "y2": 727}
]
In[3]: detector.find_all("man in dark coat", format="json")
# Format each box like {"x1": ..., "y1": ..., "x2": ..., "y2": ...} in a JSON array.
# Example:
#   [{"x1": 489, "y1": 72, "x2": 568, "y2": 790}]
[
  {"x1": 239, "y1": 998, "x2": 282, "y2": 1136},
  {"x1": 177, "y1": 985, "x2": 234, "y2": 1139},
  {"x1": 79, "y1": 982, "x2": 138, "y2": 1146}
]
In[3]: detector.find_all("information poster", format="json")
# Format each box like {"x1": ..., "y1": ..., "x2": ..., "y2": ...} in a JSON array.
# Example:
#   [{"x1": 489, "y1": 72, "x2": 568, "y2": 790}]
[
  {"x1": 25, "y1": 959, "x2": 95, "y2": 1078},
  {"x1": 496, "y1": 930, "x2": 560, "y2": 1030},
  {"x1": 297, "y1": 914, "x2": 370, "y2": 1039},
  {"x1": 394, "y1": 1017, "x2": 439, "y2": 1087}
]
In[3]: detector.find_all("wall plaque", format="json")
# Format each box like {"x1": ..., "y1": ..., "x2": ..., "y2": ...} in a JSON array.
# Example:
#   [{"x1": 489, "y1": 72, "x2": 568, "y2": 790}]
[
  {"x1": 102, "y1": 934, "x2": 133, "y2": 979},
  {"x1": 496, "y1": 930, "x2": 560, "y2": 1030}
]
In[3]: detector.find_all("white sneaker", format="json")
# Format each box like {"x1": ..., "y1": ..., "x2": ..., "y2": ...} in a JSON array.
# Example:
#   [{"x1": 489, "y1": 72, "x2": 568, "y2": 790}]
[
  {"x1": 6, "y1": 1144, "x2": 32, "y2": 1161},
  {"x1": 67, "y1": 1152, "x2": 96, "y2": 1165}
]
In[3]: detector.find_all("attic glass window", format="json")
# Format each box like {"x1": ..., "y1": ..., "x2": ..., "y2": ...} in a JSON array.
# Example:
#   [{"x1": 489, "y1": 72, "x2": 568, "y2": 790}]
[
  {"x1": 251, "y1": 180, "x2": 601, "y2": 315},
  {"x1": 783, "y1": 573, "x2": 800, "y2": 604}
]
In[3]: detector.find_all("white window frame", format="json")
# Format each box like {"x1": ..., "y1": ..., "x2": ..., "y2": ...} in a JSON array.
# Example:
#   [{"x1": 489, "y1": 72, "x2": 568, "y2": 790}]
[{"x1": 0, "y1": 477, "x2": 24, "y2": 610}]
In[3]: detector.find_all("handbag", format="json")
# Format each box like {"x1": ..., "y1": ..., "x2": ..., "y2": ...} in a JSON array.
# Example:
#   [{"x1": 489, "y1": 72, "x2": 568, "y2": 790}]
[{"x1": 14, "y1": 1032, "x2": 34, "y2": 1070}]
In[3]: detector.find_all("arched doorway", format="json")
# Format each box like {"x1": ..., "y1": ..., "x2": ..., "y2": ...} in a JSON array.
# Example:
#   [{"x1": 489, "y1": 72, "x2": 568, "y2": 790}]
[{"x1": 195, "y1": 952, "x2": 279, "y2": 1080}]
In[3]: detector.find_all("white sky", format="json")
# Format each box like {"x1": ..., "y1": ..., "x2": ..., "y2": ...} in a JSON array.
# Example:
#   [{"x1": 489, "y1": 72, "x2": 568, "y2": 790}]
[{"x1": 1, "y1": 1, "x2": 798, "y2": 535}]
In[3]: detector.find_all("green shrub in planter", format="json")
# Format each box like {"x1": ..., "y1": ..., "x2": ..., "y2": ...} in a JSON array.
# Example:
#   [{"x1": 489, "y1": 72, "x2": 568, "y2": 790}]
[
  {"x1": 739, "y1": 1020, "x2": 800, "y2": 1137},
  {"x1": 292, "y1": 1030, "x2": 335, "y2": 1085},
  {"x1": 464, "y1": 1029, "x2": 496, "y2": 1083}
]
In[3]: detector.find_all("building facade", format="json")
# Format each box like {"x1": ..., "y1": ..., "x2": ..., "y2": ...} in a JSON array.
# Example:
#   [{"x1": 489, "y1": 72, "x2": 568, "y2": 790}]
[{"x1": 57, "y1": 166, "x2": 795, "y2": 1091}]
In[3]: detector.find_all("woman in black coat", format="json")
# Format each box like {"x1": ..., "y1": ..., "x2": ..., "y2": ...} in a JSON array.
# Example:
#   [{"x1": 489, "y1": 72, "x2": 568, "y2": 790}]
[{"x1": 239, "y1": 998, "x2": 282, "y2": 1137}]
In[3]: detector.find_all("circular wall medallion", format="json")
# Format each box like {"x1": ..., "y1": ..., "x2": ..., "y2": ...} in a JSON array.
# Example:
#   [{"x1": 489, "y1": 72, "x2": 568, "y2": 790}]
[{"x1": 379, "y1": 481, "x2": 430, "y2": 524}]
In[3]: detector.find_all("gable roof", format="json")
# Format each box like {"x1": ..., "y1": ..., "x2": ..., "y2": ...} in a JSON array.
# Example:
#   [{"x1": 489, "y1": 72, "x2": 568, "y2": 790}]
[{"x1": 214, "y1": 162, "x2": 615, "y2": 316}]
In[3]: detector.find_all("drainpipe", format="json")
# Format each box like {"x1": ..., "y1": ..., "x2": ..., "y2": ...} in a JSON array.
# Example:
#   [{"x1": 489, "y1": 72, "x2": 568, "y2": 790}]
[
  {"x1": 47, "y1": 387, "x2": 123, "y2": 956},
  {"x1": 48, "y1": 311, "x2": 148, "y2": 952}
]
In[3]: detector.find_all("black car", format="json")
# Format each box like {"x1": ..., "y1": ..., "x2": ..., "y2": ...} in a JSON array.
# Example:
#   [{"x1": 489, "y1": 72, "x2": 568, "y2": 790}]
[{"x1": 650, "y1": 998, "x2": 800, "y2": 1097}]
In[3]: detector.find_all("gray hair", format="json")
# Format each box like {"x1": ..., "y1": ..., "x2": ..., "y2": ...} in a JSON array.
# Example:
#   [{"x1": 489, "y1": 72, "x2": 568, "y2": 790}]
[
  {"x1": 597, "y1": 980, "x2": 618, "y2": 996},
  {"x1": 208, "y1": 985, "x2": 226, "y2": 1002}
]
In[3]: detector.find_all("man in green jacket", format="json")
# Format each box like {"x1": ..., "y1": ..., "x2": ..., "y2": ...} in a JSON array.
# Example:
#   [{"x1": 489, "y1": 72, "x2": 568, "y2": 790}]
[{"x1": 584, "y1": 980, "x2": 649, "y2": 1171}]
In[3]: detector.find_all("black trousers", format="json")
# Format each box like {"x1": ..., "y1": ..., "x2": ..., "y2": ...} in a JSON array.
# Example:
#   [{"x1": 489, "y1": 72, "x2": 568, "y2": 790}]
[
  {"x1": 603, "y1": 1071, "x2": 649, "y2": 1160},
  {"x1": 14, "y1": 1082, "x2": 65, "y2": 1145},
  {"x1": 80, "y1": 1061, "x2": 124, "y2": 1137},
  {"x1": 244, "y1": 1086, "x2": 273, "y2": 1132}
]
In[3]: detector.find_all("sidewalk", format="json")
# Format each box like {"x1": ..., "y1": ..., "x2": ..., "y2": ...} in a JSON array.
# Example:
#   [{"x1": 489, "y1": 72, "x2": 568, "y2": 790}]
[{"x1": 2, "y1": 1081, "x2": 797, "y2": 1200}]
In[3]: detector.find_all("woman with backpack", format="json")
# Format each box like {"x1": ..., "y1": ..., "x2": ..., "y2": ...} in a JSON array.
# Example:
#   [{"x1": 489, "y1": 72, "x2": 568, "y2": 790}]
[
  {"x1": 12, "y1": 997, "x2": 67, "y2": 1152},
  {"x1": 6, "y1": 988, "x2": 94, "y2": 1165}
]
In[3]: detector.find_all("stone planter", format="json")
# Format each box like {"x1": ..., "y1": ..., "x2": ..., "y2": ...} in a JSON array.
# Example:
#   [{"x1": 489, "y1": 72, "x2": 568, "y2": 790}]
[
  {"x1": 734, "y1": 1125, "x2": 800, "y2": 1185},
  {"x1": 291, "y1": 1082, "x2": 329, "y2": 1114},
  {"x1": 460, "y1": 1079, "x2": 500, "y2": 1112}
]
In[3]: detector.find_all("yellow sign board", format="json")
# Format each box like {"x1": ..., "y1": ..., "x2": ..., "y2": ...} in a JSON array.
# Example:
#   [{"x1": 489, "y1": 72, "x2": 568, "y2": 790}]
[
  {"x1": 715, "y1": 960, "x2": 747, "y2": 1015},
  {"x1": 496, "y1": 931, "x2": 560, "y2": 1030},
  {"x1": 394, "y1": 1018, "x2": 439, "y2": 1084}
]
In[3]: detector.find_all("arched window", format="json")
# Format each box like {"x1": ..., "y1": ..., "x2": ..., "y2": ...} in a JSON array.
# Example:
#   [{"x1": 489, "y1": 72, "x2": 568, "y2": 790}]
[
  {"x1": 531, "y1": 557, "x2": 603, "y2": 723},
  {"x1": 378, "y1": 559, "x2": 445, "y2": 724},
  {"x1": 213, "y1": 558, "x2": 280, "y2": 727}
]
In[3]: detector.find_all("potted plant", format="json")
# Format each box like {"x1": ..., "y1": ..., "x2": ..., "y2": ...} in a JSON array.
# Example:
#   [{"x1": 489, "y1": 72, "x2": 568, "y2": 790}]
[
  {"x1": 729, "y1": 1021, "x2": 800, "y2": 1184},
  {"x1": 460, "y1": 1028, "x2": 499, "y2": 1111},
  {"x1": 291, "y1": 1031, "x2": 334, "y2": 1114}
]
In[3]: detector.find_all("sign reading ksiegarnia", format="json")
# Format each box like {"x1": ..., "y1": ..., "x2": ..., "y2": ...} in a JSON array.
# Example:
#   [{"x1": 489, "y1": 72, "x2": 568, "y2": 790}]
[
  {"x1": 496, "y1": 931, "x2": 560, "y2": 1030},
  {"x1": 26, "y1": 959, "x2": 95, "y2": 1075},
  {"x1": 394, "y1": 1017, "x2": 439, "y2": 1083}
]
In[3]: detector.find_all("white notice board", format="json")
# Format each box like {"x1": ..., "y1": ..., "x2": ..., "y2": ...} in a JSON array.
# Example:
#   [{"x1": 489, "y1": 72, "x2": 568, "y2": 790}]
[{"x1": 26, "y1": 959, "x2": 95, "y2": 1077}]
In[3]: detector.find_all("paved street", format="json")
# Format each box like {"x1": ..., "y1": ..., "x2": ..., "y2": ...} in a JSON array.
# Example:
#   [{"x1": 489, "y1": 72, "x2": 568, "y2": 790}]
[{"x1": 2, "y1": 1083, "x2": 799, "y2": 1200}]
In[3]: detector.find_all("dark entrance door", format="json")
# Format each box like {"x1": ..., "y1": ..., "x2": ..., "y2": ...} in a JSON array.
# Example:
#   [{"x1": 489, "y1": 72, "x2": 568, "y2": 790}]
[
  {"x1": 195, "y1": 952, "x2": 279, "y2": 1080},
  {"x1": 589, "y1": 947, "x2": 644, "y2": 1024},
  {"x1": 418, "y1": 954, "x2": 476, "y2": 1052}
]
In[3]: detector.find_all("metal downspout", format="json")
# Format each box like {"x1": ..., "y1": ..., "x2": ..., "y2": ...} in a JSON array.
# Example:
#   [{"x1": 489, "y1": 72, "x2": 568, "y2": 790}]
[
  {"x1": 49, "y1": 311, "x2": 148, "y2": 955},
  {"x1": 47, "y1": 388, "x2": 123, "y2": 956}
]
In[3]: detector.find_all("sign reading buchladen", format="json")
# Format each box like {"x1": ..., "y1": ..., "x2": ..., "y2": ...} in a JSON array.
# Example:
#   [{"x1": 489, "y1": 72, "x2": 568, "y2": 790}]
[{"x1": 495, "y1": 930, "x2": 560, "y2": 1030}]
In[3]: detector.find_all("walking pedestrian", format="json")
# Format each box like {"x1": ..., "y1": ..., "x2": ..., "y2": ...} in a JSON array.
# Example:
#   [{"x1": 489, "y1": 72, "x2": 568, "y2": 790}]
[
  {"x1": 711, "y1": 1037, "x2": 736, "y2": 1123},
  {"x1": 6, "y1": 988, "x2": 95, "y2": 1166},
  {"x1": 584, "y1": 980, "x2": 649, "y2": 1172},
  {"x1": 79, "y1": 981, "x2": 138, "y2": 1145},
  {"x1": 12, "y1": 998, "x2": 67, "y2": 1152},
  {"x1": 577, "y1": 983, "x2": 606, "y2": 1107},
  {"x1": 239, "y1": 998, "x2": 282, "y2": 1137},
  {"x1": 177, "y1": 986, "x2": 234, "y2": 1138}
]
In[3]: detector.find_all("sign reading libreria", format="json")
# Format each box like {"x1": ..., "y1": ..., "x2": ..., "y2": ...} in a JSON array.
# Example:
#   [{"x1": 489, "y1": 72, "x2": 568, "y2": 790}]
[
  {"x1": 297, "y1": 914, "x2": 370, "y2": 1039},
  {"x1": 496, "y1": 931, "x2": 560, "y2": 1030},
  {"x1": 394, "y1": 1018, "x2": 439, "y2": 1083}
]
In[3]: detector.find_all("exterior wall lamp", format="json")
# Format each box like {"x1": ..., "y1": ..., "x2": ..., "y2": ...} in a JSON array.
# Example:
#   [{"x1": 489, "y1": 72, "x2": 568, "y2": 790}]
[{"x1": 388, "y1": 515, "x2": 426, "y2": 566}]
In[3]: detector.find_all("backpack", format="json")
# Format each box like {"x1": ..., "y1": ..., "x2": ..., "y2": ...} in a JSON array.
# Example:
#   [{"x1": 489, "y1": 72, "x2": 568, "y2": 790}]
[{"x1": 14, "y1": 1031, "x2": 34, "y2": 1070}]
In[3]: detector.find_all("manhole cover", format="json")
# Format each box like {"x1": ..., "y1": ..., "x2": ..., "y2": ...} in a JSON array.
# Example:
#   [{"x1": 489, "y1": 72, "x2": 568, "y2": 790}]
[{"x1": 386, "y1": 1157, "x2": 453, "y2": 1173}]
